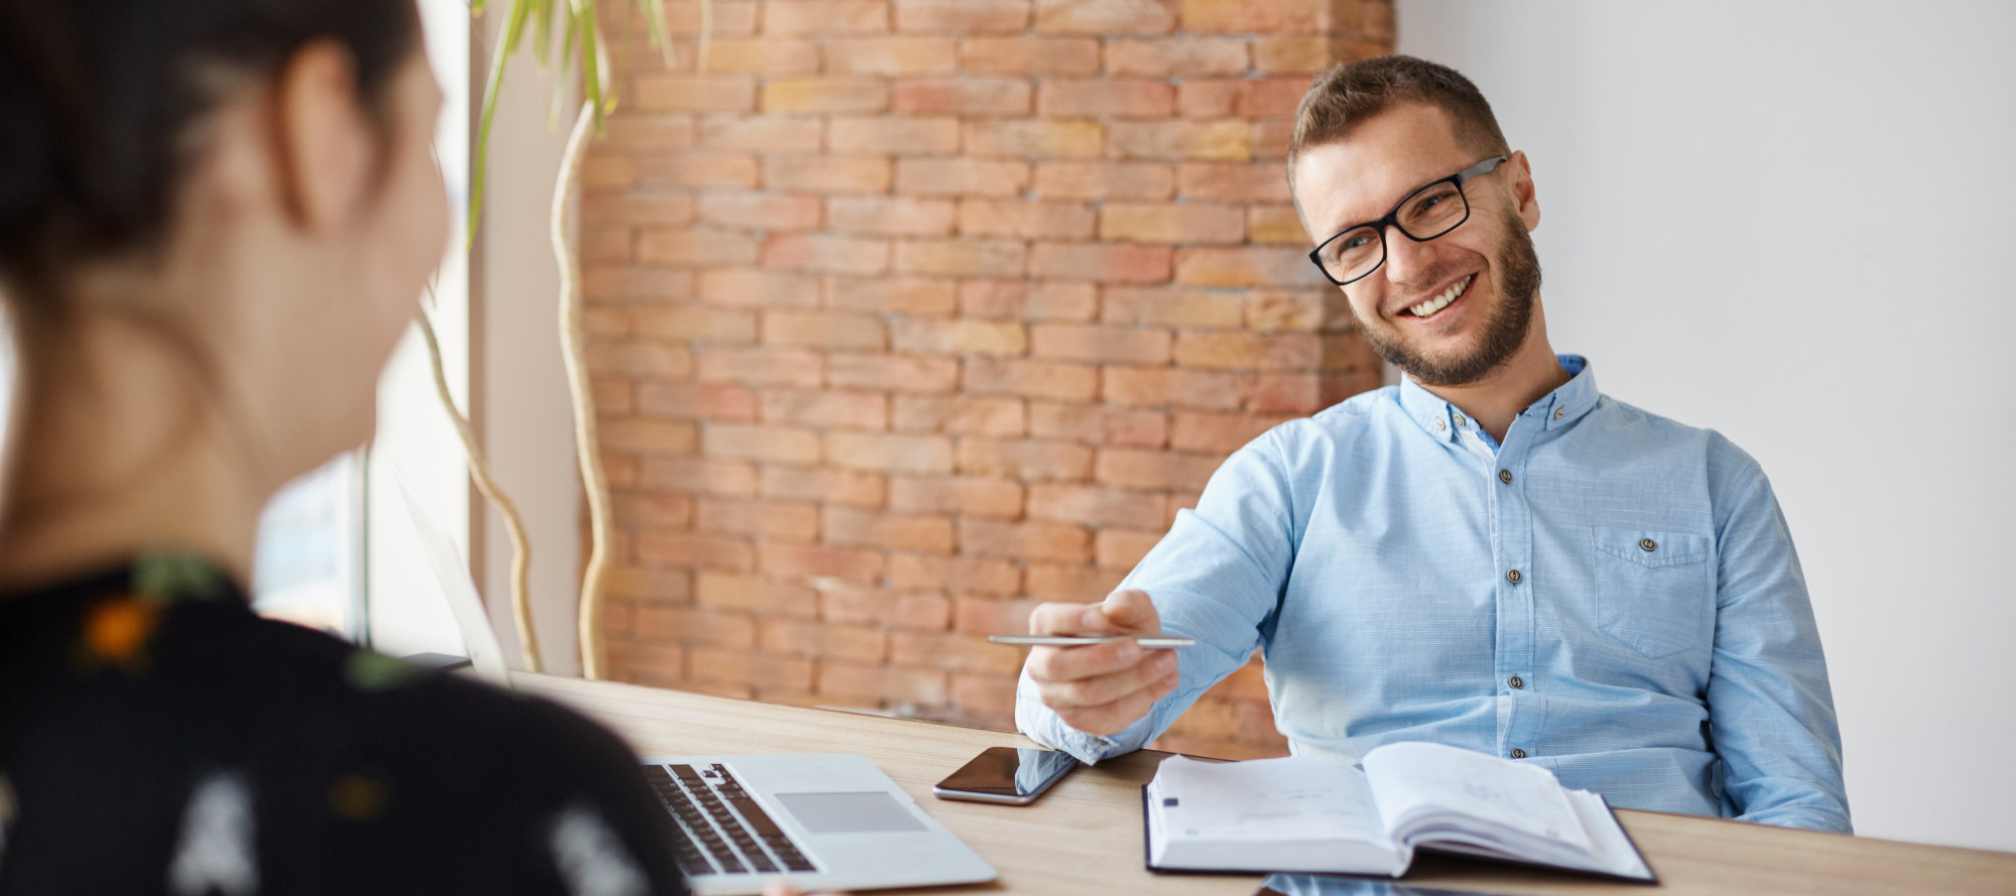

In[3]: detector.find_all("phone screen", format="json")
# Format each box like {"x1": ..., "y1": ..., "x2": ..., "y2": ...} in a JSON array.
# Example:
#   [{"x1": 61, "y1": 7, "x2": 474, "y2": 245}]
[
  {"x1": 1256, "y1": 876, "x2": 1517, "y2": 896},
  {"x1": 936, "y1": 747, "x2": 1078, "y2": 798}
]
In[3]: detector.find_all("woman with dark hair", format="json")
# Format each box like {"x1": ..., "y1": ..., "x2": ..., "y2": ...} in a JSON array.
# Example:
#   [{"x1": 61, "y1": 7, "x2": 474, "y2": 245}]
[{"x1": 0, "y1": 2, "x2": 781, "y2": 893}]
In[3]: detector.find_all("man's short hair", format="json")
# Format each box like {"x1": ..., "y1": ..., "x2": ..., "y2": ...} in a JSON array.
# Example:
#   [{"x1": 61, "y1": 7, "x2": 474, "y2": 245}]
[{"x1": 1289, "y1": 55, "x2": 1511, "y2": 190}]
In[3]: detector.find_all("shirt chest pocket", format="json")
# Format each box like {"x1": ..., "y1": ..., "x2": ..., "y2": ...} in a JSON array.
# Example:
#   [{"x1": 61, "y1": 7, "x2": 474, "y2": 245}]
[{"x1": 1591, "y1": 527, "x2": 1714, "y2": 659}]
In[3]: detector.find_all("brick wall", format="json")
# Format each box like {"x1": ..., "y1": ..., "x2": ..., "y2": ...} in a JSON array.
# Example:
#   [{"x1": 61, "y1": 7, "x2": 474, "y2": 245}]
[{"x1": 581, "y1": 0, "x2": 1393, "y2": 760}]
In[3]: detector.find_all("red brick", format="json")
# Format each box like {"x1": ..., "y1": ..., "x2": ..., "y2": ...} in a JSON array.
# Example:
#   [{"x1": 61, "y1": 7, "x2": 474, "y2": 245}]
[
  {"x1": 1170, "y1": 411, "x2": 1294, "y2": 453},
  {"x1": 1025, "y1": 563, "x2": 1127, "y2": 601},
  {"x1": 895, "y1": 0, "x2": 1030, "y2": 32},
  {"x1": 827, "y1": 353, "x2": 961, "y2": 393},
  {"x1": 639, "y1": 382, "x2": 757, "y2": 422},
  {"x1": 891, "y1": 395, "x2": 1026, "y2": 437},
  {"x1": 961, "y1": 357, "x2": 1099, "y2": 402},
  {"x1": 1245, "y1": 288, "x2": 1348, "y2": 332},
  {"x1": 1109, "y1": 121, "x2": 1250, "y2": 160},
  {"x1": 890, "y1": 631, "x2": 1025, "y2": 673},
  {"x1": 762, "y1": 310, "x2": 888, "y2": 350},
  {"x1": 1101, "y1": 286, "x2": 1243, "y2": 328},
  {"x1": 759, "y1": 388, "x2": 888, "y2": 429},
  {"x1": 1029, "y1": 323, "x2": 1171, "y2": 364},
  {"x1": 1244, "y1": 372, "x2": 1376, "y2": 413},
  {"x1": 642, "y1": 457, "x2": 760, "y2": 496},
  {"x1": 826, "y1": 197, "x2": 957, "y2": 237},
  {"x1": 1105, "y1": 37, "x2": 1248, "y2": 76},
  {"x1": 825, "y1": 37, "x2": 958, "y2": 74},
  {"x1": 959, "y1": 518, "x2": 1091, "y2": 562},
  {"x1": 1038, "y1": 80, "x2": 1173, "y2": 118},
  {"x1": 956, "y1": 438, "x2": 1094, "y2": 480},
  {"x1": 895, "y1": 591, "x2": 954, "y2": 631},
  {"x1": 1095, "y1": 528, "x2": 1163, "y2": 569},
  {"x1": 826, "y1": 276, "x2": 958, "y2": 315},
  {"x1": 586, "y1": 342, "x2": 694, "y2": 378},
  {"x1": 608, "y1": 640, "x2": 686, "y2": 687},
  {"x1": 629, "y1": 307, "x2": 760, "y2": 343},
  {"x1": 696, "y1": 498, "x2": 822, "y2": 541},
  {"x1": 637, "y1": 531, "x2": 758, "y2": 573},
  {"x1": 891, "y1": 239, "x2": 1027, "y2": 277},
  {"x1": 948, "y1": 671, "x2": 1021, "y2": 716},
  {"x1": 820, "y1": 661, "x2": 949, "y2": 705},
  {"x1": 764, "y1": 156, "x2": 893, "y2": 194},
  {"x1": 591, "y1": 373, "x2": 634, "y2": 413},
  {"x1": 698, "y1": 38, "x2": 824, "y2": 74},
  {"x1": 612, "y1": 491, "x2": 695, "y2": 529},
  {"x1": 1095, "y1": 447, "x2": 1222, "y2": 490},
  {"x1": 1100, "y1": 202, "x2": 1245, "y2": 245},
  {"x1": 632, "y1": 152, "x2": 761, "y2": 189},
  {"x1": 890, "y1": 319, "x2": 1028, "y2": 356},
  {"x1": 1247, "y1": 204, "x2": 1307, "y2": 246},
  {"x1": 1237, "y1": 78, "x2": 1310, "y2": 117},
  {"x1": 762, "y1": 78, "x2": 891, "y2": 113},
  {"x1": 581, "y1": 155, "x2": 635, "y2": 190},
  {"x1": 824, "y1": 506, "x2": 956, "y2": 552},
  {"x1": 634, "y1": 75, "x2": 757, "y2": 112},
  {"x1": 887, "y1": 475, "x2": 1026, "y2": 516},
  {"x1": 1033, "y1": 161, "x2": 1174, "y2": 200},
  {"x1": 958, "y1": 281, "x2": 1098, "y2": 321},
  {"x1": 1102, "y1": 366, "x2": 1242, "y2": 409},
  {"x1": 1257, "y1": 120, "x2": 1295, "y2": 160},
  {"x1": 1034, "y1": 0, "x2": 1174, "y2": 35},
  {"x1": 698, "y1": 116, "x2": 823, "y2": 152},
  {"x1": 886, "y1": 554, "x2": 1022, "y2": 595},
  {"x1": 761, "y1": 465, "x2": 888, "y2": 506},
  {"x1": 638, "y1": 229, "x2": 759, "y2": 266},
  {"x1": 1174, "y1": 331, "x2": 1319, "y2": 369},
  {"x1": 636, "y1": 604, "x2": 758, "y2": 646},
  {"x1": 581, "y1": 227, "x2": 634, "y2": 265},
  {"x1": 1179, "y1": 0, "x2": 1346, "y2": 32},
  {"x1": 1174, "y1": 246, "x2": 1324, "y2": 287},
  {"x1": 1028, "y1": 242, "x2": 1171, "y2": 282},
  {"x1": 1026, "y1": 483, "x2": 1164, "y2": 529},
  {"x1": 761, "y1": 234, "x2": 891, "y2": 274},
  {"x1": 825, "y1": 431, "x2": 956, "y2": 473},
  {"x1": 963, "y1": 121, "x2": 1104, "y2": 159},
  {"x1": 952, "y1": 596, "x2": 1040, "y2": 638},
  {"x1": 601, "y1": 417, "x2": 700, "y2": 455},
  {"x1": 599, "y1": 116, "x2": 698, "y2": 152},
  {"x1": 698, "y1": 193, "x2": 823, "y2": 231},
  {"x1": 1028, "y1": 402, "x2": 1168, "y2": 447},
  {"x1": 1177, "y1": 162, "x2": 1293, "y2": 202},
  {"x1": 958, "y1": 37, "x2": 1100, "y2": 75},
  {"x1": 1176, "y1": 79, "x2": 1242, "y2": 118},
  {"x1": 688, "y1": 646, "x2": 814, "y2": 691},
  {"x1": 696, "y1": 573, "x2": 819, "y2": 616},
  {"x1": 895, "y1": 158, "x2": 1031, "y2": 196},
  {"x1": 892, "y1": 78, "x2": 1032, "y2": 115},
  {"x1": 696, "y1": 347, "x2": 824, "y2": 386},
  {"x1": 763, "y1": 0, "x2": 892, "y2": 34},
  {"x1": 1254, "y1": 35, "x2": 1349, "y2": 74},
  {"x1": 604, "y1": 452, "x2": 641, "y2": 489},
  {"x1": 827, "y1": 116, "x2": 962, "y2": 154},
  {"x1": 582, "y1": 192, "x2": 696, "y2": 227},
  {"x1": 585, "y1": 267, "x2": 694, "y2": 303},
  {"x1": 704, "y1": 423, "x2": 822, "y2": 463},
  {"x1": 760, "y1": 543, "x2": 886, "y2": 583},
  {"x1": 699, "y1": 269, "x2": 820, "y2": 308},
  {"x1": 957, "y1": 199, "x2": 1096, "y2": 240},
  {"x1": 607, "y1": 566, "x2": 694, "y2": 602},
  {"x1": 660, "y1": 1, "x2": 762, "y2": 35}
]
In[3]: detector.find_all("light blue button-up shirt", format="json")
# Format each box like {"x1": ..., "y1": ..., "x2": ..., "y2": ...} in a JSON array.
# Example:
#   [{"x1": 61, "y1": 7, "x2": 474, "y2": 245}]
[{"x1": 1016, "y1": 356, "x2": 1850, "y2": 833}]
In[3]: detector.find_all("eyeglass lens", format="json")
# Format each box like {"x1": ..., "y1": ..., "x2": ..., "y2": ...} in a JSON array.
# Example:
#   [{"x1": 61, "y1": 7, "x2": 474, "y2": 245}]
[{"x1": 1318, "y1": 180, "x2": 1471, "y2": 284}]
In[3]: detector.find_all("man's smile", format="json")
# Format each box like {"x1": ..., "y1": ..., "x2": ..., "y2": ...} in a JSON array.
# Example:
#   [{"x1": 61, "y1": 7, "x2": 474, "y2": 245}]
[{"x1": 1393, "y1": 273, "x2": 1475, "y2": 323}]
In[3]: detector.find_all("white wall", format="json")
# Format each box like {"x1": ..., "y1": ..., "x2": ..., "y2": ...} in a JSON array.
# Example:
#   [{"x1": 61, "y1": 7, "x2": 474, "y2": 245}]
[{"x1": 1398, "y1": 0, "x2": 2016, "y2": 851}]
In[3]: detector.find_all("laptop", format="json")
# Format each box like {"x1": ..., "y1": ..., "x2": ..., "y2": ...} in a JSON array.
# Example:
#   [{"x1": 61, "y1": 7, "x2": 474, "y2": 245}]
[{"x1": 639, "y1": 753, "x2": 996, "y2": 895}]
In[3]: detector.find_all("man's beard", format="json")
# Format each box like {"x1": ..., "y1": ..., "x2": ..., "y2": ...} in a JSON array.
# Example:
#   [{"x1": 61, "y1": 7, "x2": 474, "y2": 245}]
[{"x1": 1357, "y1": 211, "x2": 1543, "y2": 388}]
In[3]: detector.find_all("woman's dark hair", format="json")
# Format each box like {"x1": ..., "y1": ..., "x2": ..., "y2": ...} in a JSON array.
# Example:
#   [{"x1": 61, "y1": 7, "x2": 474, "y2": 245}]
[{"x1": 0, "y1": 0, "x2": 420, "y2": 307}]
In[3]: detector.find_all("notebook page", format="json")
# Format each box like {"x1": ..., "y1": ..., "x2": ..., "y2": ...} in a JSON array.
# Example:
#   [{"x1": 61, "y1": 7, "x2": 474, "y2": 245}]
[
  {"x1": 1361, "y1": 742, "x2": 1590, "y2": 855},
  {"x1": 1152, "y1": 755, "x2": 1389, "y2": 846}
]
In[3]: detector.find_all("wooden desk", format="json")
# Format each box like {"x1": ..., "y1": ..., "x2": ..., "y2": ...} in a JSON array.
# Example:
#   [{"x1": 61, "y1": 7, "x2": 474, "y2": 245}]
[{"x1": 516, "y1": 674, "x2": 2016, "y2": 895}]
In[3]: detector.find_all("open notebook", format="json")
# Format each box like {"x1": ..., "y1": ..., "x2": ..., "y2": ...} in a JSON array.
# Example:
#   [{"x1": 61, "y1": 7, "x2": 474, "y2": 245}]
[{"x1": 1144, "y1": 742, "x2": 1654, "y2": 883}]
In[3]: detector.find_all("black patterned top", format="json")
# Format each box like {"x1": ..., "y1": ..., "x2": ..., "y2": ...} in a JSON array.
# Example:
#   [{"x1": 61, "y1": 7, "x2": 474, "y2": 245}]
[{"x1": 0, "y1": 553, "x2": 686, "y2": 895}]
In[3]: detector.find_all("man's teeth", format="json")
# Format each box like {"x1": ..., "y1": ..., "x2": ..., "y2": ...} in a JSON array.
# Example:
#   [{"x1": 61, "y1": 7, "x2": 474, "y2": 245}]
[{"x1": 1408, "y1": 276, "x2": 1472, "y2": 317}]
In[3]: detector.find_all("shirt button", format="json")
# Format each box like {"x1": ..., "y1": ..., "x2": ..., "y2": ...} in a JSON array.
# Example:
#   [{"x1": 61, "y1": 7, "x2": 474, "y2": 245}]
[
  {"x1": 1498, "y1": 469, "x2": 1513, "y2": 484},
  {"x1": 1454, "y1": 414, "x2": 1468, "y2": 427},
  {"x1": 1508, "y1": 675, "x2": 1524, "y2": 689},
  {"x1": 1510, "y1": 748, "x2": 1528, "y2": 759},
  {"x1": 1435, "y1": 419, "x2": 1447, "y2": 431},
  {"x1": 1505, "y1": 569, "x2": 1522, "y2": 584},
  {"x1": 1640, "y1": 538, "x2": 1657, "y2": 552},
  {"x1": 1554, "y1": 408, "x2": 1565, "y2": 420}
]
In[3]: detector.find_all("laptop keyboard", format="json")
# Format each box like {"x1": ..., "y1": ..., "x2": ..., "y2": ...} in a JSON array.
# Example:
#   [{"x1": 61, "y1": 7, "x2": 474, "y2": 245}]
[{"x1": 643, "y1": 762, "x2": 818, "y2": 877}]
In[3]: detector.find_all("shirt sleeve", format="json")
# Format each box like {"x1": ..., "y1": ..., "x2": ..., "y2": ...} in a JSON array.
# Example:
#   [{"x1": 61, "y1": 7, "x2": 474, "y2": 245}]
[
  {"x1": 1016, "y1": 429, "x2": 1300, "y2": 763},
  {"x1": 1706, "y1": 459, "x2": 1852, "y2": 833}
]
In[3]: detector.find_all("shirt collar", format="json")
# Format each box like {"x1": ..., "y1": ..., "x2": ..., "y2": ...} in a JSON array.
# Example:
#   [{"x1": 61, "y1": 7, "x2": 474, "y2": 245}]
[{"x1": 1398, "y1": 354, "x2": 1599, "y2": 444}]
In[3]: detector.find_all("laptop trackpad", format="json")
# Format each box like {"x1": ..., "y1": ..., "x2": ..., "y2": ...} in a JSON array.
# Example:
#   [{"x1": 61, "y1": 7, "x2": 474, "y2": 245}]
[{"x1": 774, "y1": 792, "x2": 927, "y2": 834}]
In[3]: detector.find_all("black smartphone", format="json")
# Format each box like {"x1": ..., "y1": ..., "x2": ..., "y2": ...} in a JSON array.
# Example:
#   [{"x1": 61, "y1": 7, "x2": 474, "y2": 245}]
[
  {"x1": 932, "y1": 746, "x2": 1079, "y2": 805},
  {"x1": 1255, "y1": 876, "x2": 1518, "y2": 896}
]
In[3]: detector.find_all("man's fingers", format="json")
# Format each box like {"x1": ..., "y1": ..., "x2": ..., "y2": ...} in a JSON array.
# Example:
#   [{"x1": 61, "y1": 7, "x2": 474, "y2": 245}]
[
  {"x1": 1055, "y1": 669, "x2": 1182, "y2": 736},
  {"x1": 1025, "y1": 635, "x2": 1144, "y2": 682},
  {"x1": 1026, "y1": 600, "x2": 1121, "y2": 635},
  {"x1": 1098, "y1": 589, "x2": 1161, "y2": 632},
  {"x1": 1043, "y1": 649, "x2": 1179, "y2": 707}
]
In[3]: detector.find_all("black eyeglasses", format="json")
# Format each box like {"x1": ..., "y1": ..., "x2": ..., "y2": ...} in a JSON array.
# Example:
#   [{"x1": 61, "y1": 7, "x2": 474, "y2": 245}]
[{"x1": 1306, "y1": 156, "x2": 1508, "y2": 286}]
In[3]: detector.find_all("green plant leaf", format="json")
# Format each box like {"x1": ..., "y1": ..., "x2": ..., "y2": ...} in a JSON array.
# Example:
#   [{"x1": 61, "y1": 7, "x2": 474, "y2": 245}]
[{"x1": 468, "y1": 0, "x2": 535, "y2": 249}]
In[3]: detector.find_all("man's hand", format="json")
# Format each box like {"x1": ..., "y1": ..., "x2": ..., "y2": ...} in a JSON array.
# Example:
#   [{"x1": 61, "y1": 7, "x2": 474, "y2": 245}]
[{"x1": 1024, "y1": 590, "x2": 1181, "y2": 736}]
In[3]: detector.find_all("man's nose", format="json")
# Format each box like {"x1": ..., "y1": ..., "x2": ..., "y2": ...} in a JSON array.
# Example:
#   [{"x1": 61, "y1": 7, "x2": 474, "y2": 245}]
[{"x1": 1380, "y1": 224, "x2": 1436, "y2": 285}]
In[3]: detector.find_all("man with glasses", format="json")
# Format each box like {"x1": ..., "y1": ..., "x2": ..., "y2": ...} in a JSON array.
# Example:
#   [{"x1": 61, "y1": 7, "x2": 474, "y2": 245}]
[{"x1": 1014, "y1": 55, "x2": 1850, "y2": 833}]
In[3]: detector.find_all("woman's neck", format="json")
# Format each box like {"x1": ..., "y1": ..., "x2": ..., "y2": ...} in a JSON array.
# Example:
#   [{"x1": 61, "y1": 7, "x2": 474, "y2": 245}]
[{"x1": 0, "y1": 318, "x2": 269, "y2": 590}]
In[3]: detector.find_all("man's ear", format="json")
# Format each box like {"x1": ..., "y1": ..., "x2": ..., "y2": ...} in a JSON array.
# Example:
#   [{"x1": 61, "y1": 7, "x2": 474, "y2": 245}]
[
  {"x1": 1507, "y1": 150, "x2": 1541, "y2": 232},
  {"x1": 270, "y1": 41, "x2": 372, "y2": 232}
]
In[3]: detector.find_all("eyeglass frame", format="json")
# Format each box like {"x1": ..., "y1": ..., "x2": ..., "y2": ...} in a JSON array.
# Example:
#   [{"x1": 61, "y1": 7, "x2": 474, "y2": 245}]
[{"x1": 1305, "y1": 155, "x2": 1510, "y2": 287}]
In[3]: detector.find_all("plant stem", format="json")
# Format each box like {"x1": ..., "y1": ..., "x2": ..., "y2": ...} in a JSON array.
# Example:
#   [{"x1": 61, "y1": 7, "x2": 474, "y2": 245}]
[{"x1": 553, "y1": 102, "x2": 611, "y2": 680}]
